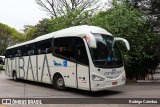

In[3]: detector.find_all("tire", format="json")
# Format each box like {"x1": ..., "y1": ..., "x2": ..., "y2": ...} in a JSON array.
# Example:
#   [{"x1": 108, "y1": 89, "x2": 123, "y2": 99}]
[
  {"x1": 12, "y1": 71, "x2": 18, "y2": 81},
  {"x1": 53, "y1": 74, "x2": 66, "y2": 91}
]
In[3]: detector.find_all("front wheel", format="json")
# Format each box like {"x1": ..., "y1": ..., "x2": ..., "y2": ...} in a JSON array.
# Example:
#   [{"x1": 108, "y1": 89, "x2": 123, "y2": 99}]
[{"x1": 53, "y1": 74, "x2": 66, "y2": 91}]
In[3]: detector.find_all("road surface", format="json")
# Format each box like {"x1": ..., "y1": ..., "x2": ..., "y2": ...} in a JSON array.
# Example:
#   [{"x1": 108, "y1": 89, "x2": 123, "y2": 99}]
[{"x1": 0, "y1": 70, "x2": 160, "y2": 107}]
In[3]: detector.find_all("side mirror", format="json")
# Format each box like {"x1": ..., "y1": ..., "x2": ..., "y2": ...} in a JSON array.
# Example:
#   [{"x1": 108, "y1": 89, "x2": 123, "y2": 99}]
[{"x1": 114, "y1": 37, "x2": 130, "y2": 50}]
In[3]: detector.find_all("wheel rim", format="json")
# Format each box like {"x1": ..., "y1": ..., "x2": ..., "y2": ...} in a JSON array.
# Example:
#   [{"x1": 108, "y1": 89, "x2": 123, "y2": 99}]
[{"x1": 57, "y1": 78, "x2": 64, "y2": 87}]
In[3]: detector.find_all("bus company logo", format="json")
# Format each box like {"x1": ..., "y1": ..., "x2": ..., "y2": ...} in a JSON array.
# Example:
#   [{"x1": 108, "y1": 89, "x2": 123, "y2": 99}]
[
  {"x1": 63, "y1": 60, "x2": 67, "y2": 67},
  {"x1": 111, "y1": 69, "x2": 122, "y2": 75},
  {"x1": 53, "y1": 60, "x2": 62, "y2": 66},
  {"x1": 104, "y1": 69, "x2": 122, "y2": 76},
  {"x1": 2, "y1": 99, "x2": 12, "y2": 104}
]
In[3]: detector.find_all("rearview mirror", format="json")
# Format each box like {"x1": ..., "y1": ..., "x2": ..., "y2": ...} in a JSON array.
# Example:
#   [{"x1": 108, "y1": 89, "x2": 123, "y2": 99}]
[{"x1": 114, "y1": 37, "x2": 130, "y2": 50}]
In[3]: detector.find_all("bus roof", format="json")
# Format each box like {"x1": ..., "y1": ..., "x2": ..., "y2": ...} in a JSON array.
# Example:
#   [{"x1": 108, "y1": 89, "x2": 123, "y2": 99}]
[{"x1": 7, "y1": 25, "x2": 112, "y2": 50}]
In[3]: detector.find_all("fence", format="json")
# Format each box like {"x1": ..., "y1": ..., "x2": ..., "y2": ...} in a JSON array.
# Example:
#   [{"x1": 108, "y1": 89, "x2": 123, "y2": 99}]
[{"x1": 146, "y1": 67, "x2": 160, "y2": 80}]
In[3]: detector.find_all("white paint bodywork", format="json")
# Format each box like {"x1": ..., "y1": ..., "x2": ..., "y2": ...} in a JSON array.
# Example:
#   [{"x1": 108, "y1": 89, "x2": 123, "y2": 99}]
[{"x1": 7, "y1": 25, "x2": 112, "y2": 50}]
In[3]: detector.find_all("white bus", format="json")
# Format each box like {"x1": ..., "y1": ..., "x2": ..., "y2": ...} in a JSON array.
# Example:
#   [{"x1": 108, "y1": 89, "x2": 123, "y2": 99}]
[{"x1": 5, "y1": 25, "x2": 130, "y2": 91}]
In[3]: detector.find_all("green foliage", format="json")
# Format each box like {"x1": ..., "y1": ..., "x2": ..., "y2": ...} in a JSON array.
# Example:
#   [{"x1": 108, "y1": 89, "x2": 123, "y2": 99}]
[
  {"x1": 23, "y1": 0, "x2": 160, "y2": 80},
  {"x1": 24, "y1": 10, "x2": 92, "y2": 40},
  {"x1": 126, "y1": 0, "x2": 160, "y2": 34},
  {"x1": 91, "y1": 1, "x2": 160, "y2": 79},
  {"x1": 0, "y1": 23, "x2": 24, "y2": 55}
]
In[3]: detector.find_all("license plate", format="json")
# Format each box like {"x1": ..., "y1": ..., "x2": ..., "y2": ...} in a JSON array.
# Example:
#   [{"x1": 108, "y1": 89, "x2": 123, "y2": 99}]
[{"x1": 112, "y1": 82, "x2": 117, "y2": 85}]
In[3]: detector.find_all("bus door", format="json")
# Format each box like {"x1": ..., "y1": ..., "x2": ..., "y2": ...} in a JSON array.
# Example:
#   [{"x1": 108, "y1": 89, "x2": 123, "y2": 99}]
[
  {"x1": 53, "y1": 37, "x2": 77, "y2": 88},
  {"x1": 75, "y1": 38, "x2": 90, "y2": 90}
]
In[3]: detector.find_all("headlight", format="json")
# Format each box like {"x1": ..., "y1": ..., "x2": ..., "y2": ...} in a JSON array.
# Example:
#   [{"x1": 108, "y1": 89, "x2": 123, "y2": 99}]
[{"x1": 92, "y1": 74, "x2": 105, "y2": 81}]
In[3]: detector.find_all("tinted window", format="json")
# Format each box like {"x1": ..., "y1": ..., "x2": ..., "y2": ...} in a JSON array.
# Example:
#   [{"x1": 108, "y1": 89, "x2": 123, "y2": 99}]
[
  {"x1": 15, "y1": 49, "x2": 21, "y2": 57},
  {"x1": 54, "y1": 37, "x2": 89, "y2": 65},
  {"x1": 75, "y1": 38, "x2": 89, "y2": 65},
  {"x1": 7, "y1": 49, "x2": 16, "y2": 58},
  {"x1": 36, "y1": 39, "x2": 52, "y2": 55},
  {"x1": 54, "y1": 37, "x2": 75, "y2": 59},
  {"x1": 20, "y1": 45, "x2": 29, "y2": 56},
  {"x1": 5, "y1": 50, "x2": 10, "y2": 58},
  {"x1": 27, "y1": 44, "x2": 35, "y2": 56}
]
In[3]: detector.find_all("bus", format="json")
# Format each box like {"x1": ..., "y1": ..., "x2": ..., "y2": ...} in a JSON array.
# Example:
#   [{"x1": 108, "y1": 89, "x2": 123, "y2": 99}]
[
  {"x1": 5, "y1": 25, "x2": 130, "y2": 91},
  {"x1": 0, "y1": 56, "x2": 5, "y2": 70}
]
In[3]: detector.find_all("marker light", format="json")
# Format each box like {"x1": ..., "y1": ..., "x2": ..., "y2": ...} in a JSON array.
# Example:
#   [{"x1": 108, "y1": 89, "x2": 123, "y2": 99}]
[{"x1": 85, "y1": 36, "x2": 90, "y2": 44}]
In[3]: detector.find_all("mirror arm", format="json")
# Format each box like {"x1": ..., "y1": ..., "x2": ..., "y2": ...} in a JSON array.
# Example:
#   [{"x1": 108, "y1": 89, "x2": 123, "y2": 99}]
[{"x1": 114, "y1": 37, "x2": 130, "y2": 50}]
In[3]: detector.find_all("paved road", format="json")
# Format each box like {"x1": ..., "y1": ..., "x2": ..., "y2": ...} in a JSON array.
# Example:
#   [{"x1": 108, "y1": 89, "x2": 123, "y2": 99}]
[{"x1": 0, "y1": 70, "x2": 160, "y2": 107}]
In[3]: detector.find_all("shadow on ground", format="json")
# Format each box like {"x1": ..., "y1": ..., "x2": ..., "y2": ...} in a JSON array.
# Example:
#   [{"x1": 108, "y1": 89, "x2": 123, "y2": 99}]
[{"x1": 8, "y1": 78, "x2": 123, "y2": 97}]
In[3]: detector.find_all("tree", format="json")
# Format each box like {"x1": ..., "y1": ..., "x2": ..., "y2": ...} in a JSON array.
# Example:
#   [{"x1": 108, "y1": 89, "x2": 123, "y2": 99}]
[
  {"x1": 125, "y1": 0, "x2": 160, "y2": 32},
  {"x1": 23, "y1": 20, "x2": 51, "y2": 40},
  {"x1": 24, "y1": 10, "x2": 92, "y2": 39},
  {"x1": 24, "y1": 0, "x2": 159, "y2": 80},
  {"x1": 0, "y1": 23, "x2": 24, "y2": 55},
  {"x1": 91, "y1": 0, "x2": 160, "y2": 79},
  {"x1": 36, "y1": 0, "x2": 101, "y2": 17}
]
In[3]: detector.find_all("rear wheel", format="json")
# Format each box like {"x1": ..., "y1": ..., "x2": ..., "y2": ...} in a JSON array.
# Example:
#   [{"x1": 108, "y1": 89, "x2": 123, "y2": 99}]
[
  {"x1": 53, "y1": 74, "x2": 66, "y2": 91},
  {"x1": 12, "y1": 71, "x2": 18, "y2": 81}
]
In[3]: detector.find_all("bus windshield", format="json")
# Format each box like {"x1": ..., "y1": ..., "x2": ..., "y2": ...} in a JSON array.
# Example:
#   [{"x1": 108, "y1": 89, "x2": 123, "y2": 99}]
[{"x1": 89, "y1": 33, "x2": 123, "y2": 68}]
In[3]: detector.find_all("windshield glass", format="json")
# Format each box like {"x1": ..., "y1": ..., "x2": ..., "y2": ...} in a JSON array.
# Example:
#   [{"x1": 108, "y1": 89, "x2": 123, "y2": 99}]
[{"x1": 89, "y1": 33, "x2": 123, "y2": 68}]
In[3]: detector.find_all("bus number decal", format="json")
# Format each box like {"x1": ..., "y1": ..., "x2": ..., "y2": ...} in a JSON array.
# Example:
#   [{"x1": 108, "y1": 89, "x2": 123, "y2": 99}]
[{"x1": 53, "y1": 60, "x2": 62, "y2": 66}]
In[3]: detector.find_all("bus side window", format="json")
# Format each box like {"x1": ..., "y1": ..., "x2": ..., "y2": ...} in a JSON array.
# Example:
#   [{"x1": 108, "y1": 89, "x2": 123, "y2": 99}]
[
  {"x1": 9, "y1": 49, "x2": 15, "y2": 58},
  {"x1": 28, "y1": 50, "x2": 34, "y2": 55},
  {"x1": 46, "y1": 47, "x2": 51, "y2": 53},
  {"x1": 75, "y1": 38, "x2": 89, "y2": 66},
  {"x1": 27, "y1": 44, "x2": 35, "y2": 56},
  {"x1": 5, "y1": 50, "x2": 10, "y2": 58},
  {"x1": 36, "y1": 39, "x2": 52, "y2": 55},
  {"x1": 37, "y1": 49, "x2": 41, "y2": 55},
  {"x1": 54, "y1": 37, "x2": 75, "y2": 60},
  {"x1": 18, "y1": 50, "x2": 21, "y2": 56}
]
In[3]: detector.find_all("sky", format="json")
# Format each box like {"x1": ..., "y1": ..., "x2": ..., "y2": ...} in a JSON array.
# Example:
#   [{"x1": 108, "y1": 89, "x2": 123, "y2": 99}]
[
  {"x1": 0, "y1": 0, "x2": 48, "y2": 32},
  {"x1": 0, "y1": 0, "x2": 110, "y2": 32}
]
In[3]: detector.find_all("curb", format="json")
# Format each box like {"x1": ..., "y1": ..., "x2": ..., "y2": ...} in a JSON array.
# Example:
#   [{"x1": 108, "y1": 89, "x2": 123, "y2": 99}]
[
  {"x1": 126, "y1": 80, "x2": 137, "y2": 83},
  {"x1": 126, "y1": 80, "x2": 160, "y2": 83},
  {"x1": 137, "y1": 80, "x2": 160, "y2": 82}
]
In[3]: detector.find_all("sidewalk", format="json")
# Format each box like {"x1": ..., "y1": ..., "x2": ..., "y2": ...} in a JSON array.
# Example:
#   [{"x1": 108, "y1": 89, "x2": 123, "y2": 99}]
[
  {"x1": 126, "y1": 79, "x2": 160, "y2": 83},
  {"x1": 137, "y1": 80, "x2": 160, "y2": 82}
]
